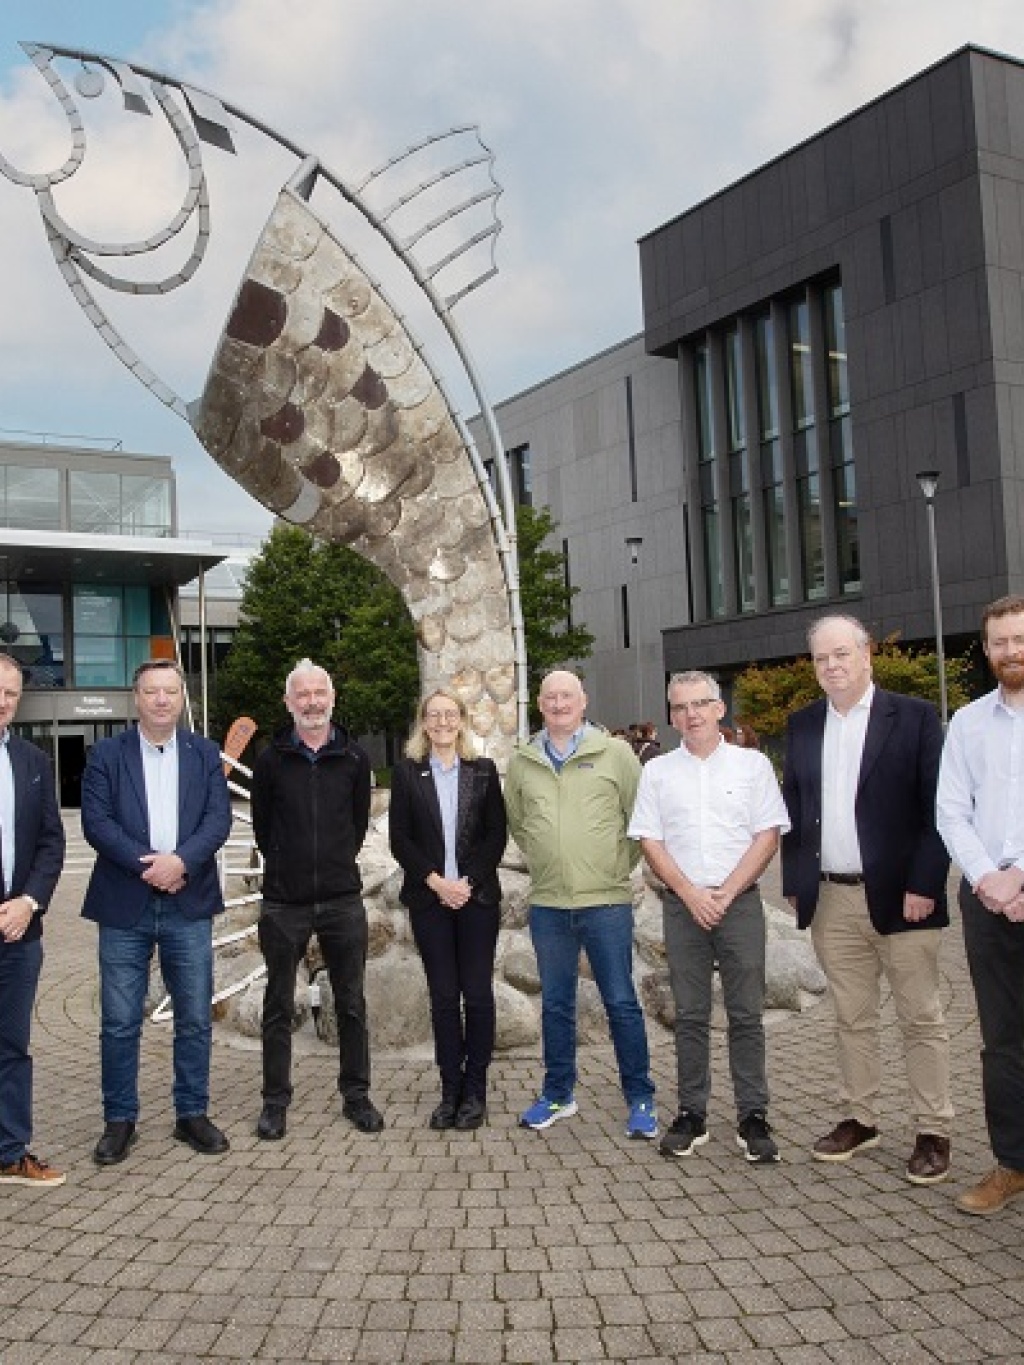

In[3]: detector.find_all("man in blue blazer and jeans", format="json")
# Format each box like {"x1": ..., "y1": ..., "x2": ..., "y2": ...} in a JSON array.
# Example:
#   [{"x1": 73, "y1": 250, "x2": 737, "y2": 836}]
[
  {"x1": 782, "y1": 615, "x2": 953, "y2": 1185},
  {"x1": 82, "y1": 659, "x2": 232, "y2": 1166},
  {"x1": 0, "y1": 653, "x2": 65, "y2": 1188}
]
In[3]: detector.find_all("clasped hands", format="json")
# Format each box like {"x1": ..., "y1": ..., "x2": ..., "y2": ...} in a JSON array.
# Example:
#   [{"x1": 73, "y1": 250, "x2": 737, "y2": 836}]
[
  {"x1": 0, "y1": 896, "x2": 34, "y2": 942},
  {"x1": 682, "y1": 884, "x2": 735, "y2": 930},
  {"x1": 431, "y1": 874, "x2": 472, "y2": 910},
  {"x1": 140, "y1": 852, "x2": 187, "y2": 895}
]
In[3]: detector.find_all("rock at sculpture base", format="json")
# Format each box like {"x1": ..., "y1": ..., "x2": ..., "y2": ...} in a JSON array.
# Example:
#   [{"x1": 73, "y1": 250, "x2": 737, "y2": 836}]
[{"x1": 494, "y1": 979, "x2": 540, "y2": 1050}]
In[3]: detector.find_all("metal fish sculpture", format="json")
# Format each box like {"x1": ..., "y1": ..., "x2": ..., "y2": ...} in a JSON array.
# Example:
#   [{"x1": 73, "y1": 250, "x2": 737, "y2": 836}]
[{"x1": 0, "y1": 42, "x2": 526, "y2": 762}]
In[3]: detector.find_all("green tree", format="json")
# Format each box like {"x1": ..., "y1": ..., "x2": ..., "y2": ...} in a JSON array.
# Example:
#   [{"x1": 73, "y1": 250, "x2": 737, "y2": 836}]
[
  {"x1": 213, "y1": 525, "x2": 418, "y2": 743},
  {"x1": 733, "y1": 635, "x2": 971, "y2": 740},
  {"x1": 516, "y1": 503, "x2": 594, "y2": 715}
]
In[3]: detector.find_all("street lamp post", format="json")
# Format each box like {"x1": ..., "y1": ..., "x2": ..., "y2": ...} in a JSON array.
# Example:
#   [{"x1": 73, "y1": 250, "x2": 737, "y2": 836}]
[
  {"x1": 916, "y1": 470, "x2": 948, "y2": 727},
  {"x1": 625, "y1": 536, "x2": 644, "y2": 724}
]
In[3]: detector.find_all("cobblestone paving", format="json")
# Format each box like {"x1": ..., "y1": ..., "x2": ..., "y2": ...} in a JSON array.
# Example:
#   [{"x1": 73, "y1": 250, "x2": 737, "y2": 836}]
[{"x1": 2, "y1": 816, "x2": 1023, "y2": 1363}]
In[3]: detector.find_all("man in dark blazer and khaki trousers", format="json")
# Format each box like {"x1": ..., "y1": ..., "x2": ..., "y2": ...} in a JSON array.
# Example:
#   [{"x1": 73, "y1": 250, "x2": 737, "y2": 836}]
[{"x1": 782, "y1": 615, "x2": 953, "y2": 1185}]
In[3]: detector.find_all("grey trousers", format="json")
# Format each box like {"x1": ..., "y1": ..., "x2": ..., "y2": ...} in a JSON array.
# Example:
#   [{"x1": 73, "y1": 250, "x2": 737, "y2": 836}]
[{"x1": 663, "y1": 886, "x2": 768, "y2": 1119}]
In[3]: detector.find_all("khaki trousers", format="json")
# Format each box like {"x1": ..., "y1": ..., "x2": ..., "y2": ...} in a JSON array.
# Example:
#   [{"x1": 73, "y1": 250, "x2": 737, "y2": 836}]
[{"x1": 810, "y1": 881, "x2": 953, "y2": 1137}]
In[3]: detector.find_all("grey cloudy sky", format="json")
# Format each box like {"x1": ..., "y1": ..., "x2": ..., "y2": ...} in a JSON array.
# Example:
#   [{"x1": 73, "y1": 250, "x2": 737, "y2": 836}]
[{"x1": 2, "y1": 0, "x2": 1023, "y2": 536}]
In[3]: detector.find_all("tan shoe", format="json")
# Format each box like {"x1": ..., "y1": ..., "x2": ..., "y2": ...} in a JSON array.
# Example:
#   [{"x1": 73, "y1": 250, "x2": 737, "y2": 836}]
[
  {"x1": 0, "y1": 1153, "x2": 66, "y2": 1188},
  {"x1": 906, "y1": 1133, "x2": 951, "y2": 1185},
  {"x1": 956, "y1": 1165, "x2": 1024, "y2": 1216}
]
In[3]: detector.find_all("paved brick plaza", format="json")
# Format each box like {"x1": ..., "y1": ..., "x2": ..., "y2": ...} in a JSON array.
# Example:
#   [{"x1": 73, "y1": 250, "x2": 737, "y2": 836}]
[{"x1": 2, "y1": 815, "x2": 1023, "y2": 1363}]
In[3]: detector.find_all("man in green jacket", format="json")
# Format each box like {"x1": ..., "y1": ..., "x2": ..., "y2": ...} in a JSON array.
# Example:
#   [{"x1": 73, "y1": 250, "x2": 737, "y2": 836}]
[{"x1": 505, "y1": 670, "x2": 657, "y2": 1139}]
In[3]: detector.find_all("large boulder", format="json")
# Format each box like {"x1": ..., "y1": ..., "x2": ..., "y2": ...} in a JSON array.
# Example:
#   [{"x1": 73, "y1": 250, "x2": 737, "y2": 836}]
[
  {"x1": 640, "y1": 968, "x2": 675, "y2": 1029},
  {"x1": 502, "y1": 941, "x2": 541, "y2": 995},
  {"x1": 633, "y1": 894, "x2": 667, "y2": 968},
  {"x1": 499, "y1": 869, "x2": 532, "y2": 930},
  {"x1": 494, "y1": 979, "x2": 540, "y2": 1049},
  {"x1": 316, "y1": 949, "x2": 433, "y2": 1051}
]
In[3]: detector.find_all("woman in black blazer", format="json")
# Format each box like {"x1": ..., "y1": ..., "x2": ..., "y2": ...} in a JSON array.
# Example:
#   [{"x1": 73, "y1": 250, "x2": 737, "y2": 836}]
[{"x1": 389, "y1": 689, "x2": 507, "y2": 1130}]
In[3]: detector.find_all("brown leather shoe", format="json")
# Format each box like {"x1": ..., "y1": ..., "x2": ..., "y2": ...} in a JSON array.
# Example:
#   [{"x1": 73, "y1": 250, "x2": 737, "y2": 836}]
[
  {"x1": 812, "y1": 1118, "x2": 880, "y2": 1162},
  {"x1": 906, "y1": 1133, "x2": 951, "y2": 1185},
  {"x1": 956, "y1": 1165, "x2": 1024, "y2": 1215}
]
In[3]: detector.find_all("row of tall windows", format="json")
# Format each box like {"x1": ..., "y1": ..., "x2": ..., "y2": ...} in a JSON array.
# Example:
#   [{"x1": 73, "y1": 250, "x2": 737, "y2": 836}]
[
  {"x1": 0, "y1": 465, "x2": 172, "y2": 536},
  {"x1": 690, "y1": 279, "x2": 858, "y2": 619},
  {"x1": 0, "y1": 581, "x2": 172, "y2": 688}
]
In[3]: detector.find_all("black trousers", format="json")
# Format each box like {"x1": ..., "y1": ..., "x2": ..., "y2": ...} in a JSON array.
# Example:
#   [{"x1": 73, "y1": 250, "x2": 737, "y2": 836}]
[
  {"x1": 409, "y1": 895, "x2": 500, "y2": 1100},
  {"x1": 258, "y1": 895, "x2": 370, "y2": 1107},
  {"x1": 960, "y1": 879, "x2": 1024, "y2": 1171}
]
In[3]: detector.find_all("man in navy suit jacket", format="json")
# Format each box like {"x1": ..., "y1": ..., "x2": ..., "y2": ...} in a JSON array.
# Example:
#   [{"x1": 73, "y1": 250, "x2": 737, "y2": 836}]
[
  {"x1": 0, "y1": 654, "x2": 65, "y2": 1189},
  {"x1": 782, "y1": 615, "x2": 952, "y2": 1185},
  {"x1": 81, "y1": 660, "x2": 232, "y2": 1167}
]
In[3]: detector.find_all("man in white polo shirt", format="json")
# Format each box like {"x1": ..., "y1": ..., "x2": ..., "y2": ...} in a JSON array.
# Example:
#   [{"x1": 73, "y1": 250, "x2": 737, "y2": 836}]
[{"x1": 629, "y1": 670, "x2": 790, "y2": 1163}]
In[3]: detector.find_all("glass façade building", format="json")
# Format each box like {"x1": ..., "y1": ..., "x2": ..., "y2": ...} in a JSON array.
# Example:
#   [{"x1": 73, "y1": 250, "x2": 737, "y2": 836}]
[
  {"x1": 474, "y1": 44, "x2": 1024, "y2": 732},
  {"x1": 0, "y1": 437, "x2": 224, "y2": 804}
]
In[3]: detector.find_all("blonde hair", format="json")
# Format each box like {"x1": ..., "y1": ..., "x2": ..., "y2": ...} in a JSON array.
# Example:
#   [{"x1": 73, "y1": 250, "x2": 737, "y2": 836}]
[{"x1": 404, "y1": 688, "x2": 477, "y2": 762}]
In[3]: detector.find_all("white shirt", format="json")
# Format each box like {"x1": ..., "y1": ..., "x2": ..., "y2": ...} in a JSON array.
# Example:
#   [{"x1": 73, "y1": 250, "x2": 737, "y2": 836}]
[
  {"x1": 820, "y1": 682, "x2": 874, "y2": 875},
  {"x1": 141, "y1": 730, "x2": 179, "y2": 855},
  {"x1": 0, "y1": 729, "x2": 14, "y2": 895},
  {"x1": 628, "y1": 737, "x2": 790, "y2": 887},
  {"x1": 936, "y1": 686, "x2": 1024, "y2": 887}
]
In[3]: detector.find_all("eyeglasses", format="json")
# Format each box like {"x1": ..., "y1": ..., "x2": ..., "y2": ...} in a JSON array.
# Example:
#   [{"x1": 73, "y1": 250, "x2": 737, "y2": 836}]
[
  {"x1": 669, "y1": 698, "x2": 718, "y2": 714},
  {"x1": 424, "y1": 711, "x2": 461, "y2": 724}
]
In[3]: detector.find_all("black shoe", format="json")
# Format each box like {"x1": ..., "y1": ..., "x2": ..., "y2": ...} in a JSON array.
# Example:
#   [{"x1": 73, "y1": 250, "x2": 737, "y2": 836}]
[
  {"x1": 429, "y1": 1098, "x2": 459, "y2": 1130},
  {"x1": 343, "y1": 1098, "x2": 384, "y2": 1133},
  {"x1": 256, "y1": 1104, "x2": 286, "y2": 1141},
  {"x1": 93, "y1": 1120, "x2": 137, "y2": 1166},
  {"x1": 173, "y1": 1115, "x2": 230, "y2": 1155},
  {"x1": 659, "y1": 1111, "x2": 709, "y2": 1158},
  {"x1": 454, "y1": 1096, "x2": 487, "y2": 1131},
  {"x1": 736, "y1": 1110, "x2": 780, "y2": 1163}
]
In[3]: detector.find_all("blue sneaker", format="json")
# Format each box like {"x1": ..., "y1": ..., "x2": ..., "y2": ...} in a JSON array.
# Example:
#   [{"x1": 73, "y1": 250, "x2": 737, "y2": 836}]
[
  {"x1": 519, "y1": 1096, "x2": 578, "y2": 1130},
  {"x1": 626, "y1": 1100, "x2": 658, "y2": 1140}
]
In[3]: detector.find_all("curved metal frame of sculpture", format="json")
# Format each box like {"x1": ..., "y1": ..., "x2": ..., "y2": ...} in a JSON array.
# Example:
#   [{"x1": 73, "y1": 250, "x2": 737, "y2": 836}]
[{"x1": 0, "y1": 41, "x2": 529, "y2": 760}]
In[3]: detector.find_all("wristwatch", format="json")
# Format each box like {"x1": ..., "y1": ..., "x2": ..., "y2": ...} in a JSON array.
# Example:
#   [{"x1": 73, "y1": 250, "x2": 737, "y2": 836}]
[{"x1": 22, "y1": 894, "x2": 39, "y2": 914}]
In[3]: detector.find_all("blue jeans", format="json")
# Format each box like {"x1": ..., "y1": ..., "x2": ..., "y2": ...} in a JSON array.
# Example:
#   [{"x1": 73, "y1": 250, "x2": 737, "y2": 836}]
[
  {"x1": 98, "y1": 895, "x2": 214, "y2": 1122},
  {"x1": 663, "y1": 887, "x2": 768, "y2": 1119},
  {"x1": 529, "y1": 903, "x2": 654, "y2": 1106},
  {"x1": 0, "y1": 936, "x2": 43, "y2": 1165}
]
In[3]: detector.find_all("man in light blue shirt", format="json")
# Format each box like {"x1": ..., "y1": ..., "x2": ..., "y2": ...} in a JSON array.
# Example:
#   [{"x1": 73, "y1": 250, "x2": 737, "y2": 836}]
[{"x1": 938, "y1": 595, "x2": 1024, "y2": 1215}]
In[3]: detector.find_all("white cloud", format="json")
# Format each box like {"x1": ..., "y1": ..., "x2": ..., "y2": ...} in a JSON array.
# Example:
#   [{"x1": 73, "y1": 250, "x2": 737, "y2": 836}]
[{"x1": 2, "y1": 0, "x2": 1024, "y2": 537}]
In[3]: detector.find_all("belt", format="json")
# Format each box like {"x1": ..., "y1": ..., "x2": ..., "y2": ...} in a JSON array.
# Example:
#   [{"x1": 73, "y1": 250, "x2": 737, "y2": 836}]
[{"x1": 820, "y1": 872, "x2": 864, "y2": 886}]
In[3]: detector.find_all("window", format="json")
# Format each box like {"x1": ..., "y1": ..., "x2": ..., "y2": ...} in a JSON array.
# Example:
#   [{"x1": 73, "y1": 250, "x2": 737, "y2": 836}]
[
  {"x1": 755, "y1": 313, "x2": 789, "y2": 606},
  {"x1": 824, "y1": 282, "x2": 859, "y2": 594},
  {"x1": 788, "y1": 298, "x2": 814, "y2": 430},
  {"x1": 798, "y1": 474, "x2": 826, "y2": 601},
  {"x1": 625, "y1": 376, "x2": 638, "y2": 502},
  {"x1": 69, "y1": 471, "x2": 172, "y2": 536},
  {"x1": 694, "y1": 342, "x2": 725, "y2": 618},
  {"x1": 0, "y1": 466, "x2": 60, "y2": 530},
  {"x1": 0, "y1": 582, "x2": 64, "y2": 687},
  {"x1": 724, "y1": 327, "x2": 745, "y2": 454},
  {"x1": 724, "y1": 327, "x2": 753, "y2": 612},
  {"x1": 72, "y1": 585, "x2": 157, "y2": 686},
  {"x1": 509, "y1": 445, "x2": 532, "y2": 506}
]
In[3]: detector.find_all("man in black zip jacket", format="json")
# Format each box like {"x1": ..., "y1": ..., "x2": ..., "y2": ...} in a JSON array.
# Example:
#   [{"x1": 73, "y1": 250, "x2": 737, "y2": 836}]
[{"x1": 251, "y1": 658, "x2": 382, "y2": 1138}]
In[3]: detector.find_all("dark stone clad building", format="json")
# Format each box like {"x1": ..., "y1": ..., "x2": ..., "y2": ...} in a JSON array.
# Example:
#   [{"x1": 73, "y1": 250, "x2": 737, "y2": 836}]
[{"x1": 640, "y1": 43, "x2": 1024, "y2": 674}]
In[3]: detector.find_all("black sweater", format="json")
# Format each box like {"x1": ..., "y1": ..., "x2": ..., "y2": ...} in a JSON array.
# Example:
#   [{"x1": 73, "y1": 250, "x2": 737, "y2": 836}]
[{"x1": 252, "y1": 724, "x2": 372, "y2": 905}]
